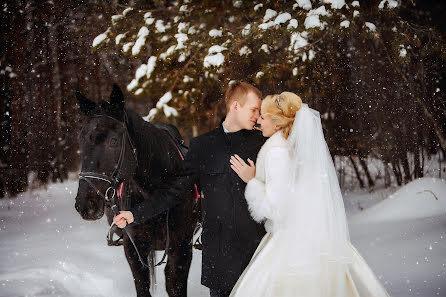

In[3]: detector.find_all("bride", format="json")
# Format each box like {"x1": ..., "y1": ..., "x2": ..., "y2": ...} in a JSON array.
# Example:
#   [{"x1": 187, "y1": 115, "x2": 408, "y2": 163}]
[{"x1": 229, "y1": 92, "x2": 390, "y2": 297}]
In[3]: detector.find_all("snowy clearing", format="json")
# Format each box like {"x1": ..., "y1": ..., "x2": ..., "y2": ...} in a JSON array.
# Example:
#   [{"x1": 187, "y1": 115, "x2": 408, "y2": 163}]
[{"x1": 0, "y1": 177, "x2": 445, "y2": 297}]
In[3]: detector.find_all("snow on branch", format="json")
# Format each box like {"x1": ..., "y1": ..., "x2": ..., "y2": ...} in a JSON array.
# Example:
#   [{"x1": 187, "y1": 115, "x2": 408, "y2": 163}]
[
  {"x1": 295, "y1": 0, "x2": 312, "y2": 10},
  {"x1": 209, "y1": 29, "x2": 222, "y2": 37},
  {"x1": 340, "y1": 20, "x2": 350, "y2": 28},
  {"x1": 323, "y1": 0, "x2": 345, "y2": 9},
  {"x1": 365, "y1": 22, "x2": 377, "y2": 32},
  {"x1": 379, "y1": 0, "x2": 399, "y2": 9},
  {"x1": 204, "y1": 45, "x2": 227, "y2": 68},
  {"x1": 92, "y1": 28, "x2": 111, "y2": 48},
  {"x1": 304, "y1": 6, "x2": 329, "y2": 29},
  {"x1": 289, "y1": 32, "x2": 309, "y2": 53},
  {"x1": 92, "y1": 0, "x2": 418, "y2": 123},
  {"x1": 144, "y1": 91, "x2": 178, "y2": 122},
  {"x1": 132, "y1": 27, "x2": 149, "y2": 56}
]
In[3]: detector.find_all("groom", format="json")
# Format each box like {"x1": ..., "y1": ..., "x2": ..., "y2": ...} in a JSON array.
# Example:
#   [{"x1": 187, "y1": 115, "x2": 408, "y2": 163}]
[
  {"x1": 186, "y1": 81, "x2": 266, "y2": 296},
  {"x1": 116, "y1": 81, "x2": 266, "y2": 296}
]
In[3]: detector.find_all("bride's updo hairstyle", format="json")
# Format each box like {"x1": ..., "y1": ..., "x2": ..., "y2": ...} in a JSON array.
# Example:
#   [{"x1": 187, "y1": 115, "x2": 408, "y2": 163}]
[{"x1": 262, "y1": 91, "x2": 303, "y2": 139}]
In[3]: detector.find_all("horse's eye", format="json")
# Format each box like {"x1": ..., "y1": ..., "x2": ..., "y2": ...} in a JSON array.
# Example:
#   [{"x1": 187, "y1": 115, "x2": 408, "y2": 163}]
[{"x1": 110, "y1": 138, "x2": 118, "y2": 146}]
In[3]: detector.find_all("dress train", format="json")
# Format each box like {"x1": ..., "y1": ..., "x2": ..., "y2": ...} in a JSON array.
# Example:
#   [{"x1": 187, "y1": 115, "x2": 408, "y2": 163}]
[{"x1": 230, "y1": 232, "x2": 390, "y2": 297}]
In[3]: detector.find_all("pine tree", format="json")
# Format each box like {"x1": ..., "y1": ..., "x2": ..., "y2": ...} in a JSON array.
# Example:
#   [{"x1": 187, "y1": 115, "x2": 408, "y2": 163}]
[{"x1": 93, "y1": 0, "x2": 445, "y2": 185}]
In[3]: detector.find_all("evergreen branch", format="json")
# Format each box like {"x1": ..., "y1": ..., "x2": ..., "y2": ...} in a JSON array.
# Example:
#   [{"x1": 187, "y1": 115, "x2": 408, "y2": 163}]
[
  {"x1": 299, "y1": 32, "x2": 328, "y2": 51},
  {"x1": 115, "y1": 4, "x2": 175, "y2": 14},
  {"x1": 167, "y1": 50, "x2": 200, "y2": 93}
]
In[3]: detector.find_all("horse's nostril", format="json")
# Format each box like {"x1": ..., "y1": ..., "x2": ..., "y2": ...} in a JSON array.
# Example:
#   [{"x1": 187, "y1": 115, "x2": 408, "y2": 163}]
[
  {"x1": 88, "y1": 208, "x2": 96, "y2": 216},
  {"x1": 87, "y1": 200, "x2": 96, "y2": 209}
]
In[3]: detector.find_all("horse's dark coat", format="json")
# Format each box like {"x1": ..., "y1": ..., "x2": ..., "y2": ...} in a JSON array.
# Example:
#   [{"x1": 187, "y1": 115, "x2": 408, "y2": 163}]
[{"x1": 75, "y1": 84, "x2": 197, "y2": 297}]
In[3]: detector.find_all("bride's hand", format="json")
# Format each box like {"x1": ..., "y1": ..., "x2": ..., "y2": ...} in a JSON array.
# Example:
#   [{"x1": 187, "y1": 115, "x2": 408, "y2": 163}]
[{"x1": 230, "y1": 154, "x2": 256, "y2": 183}]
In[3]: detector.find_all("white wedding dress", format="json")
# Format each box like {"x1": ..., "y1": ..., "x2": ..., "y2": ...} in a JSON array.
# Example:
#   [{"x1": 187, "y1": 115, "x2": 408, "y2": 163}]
[{"x1": 230, "y1": 105, "x2": 390, "y2": 297}]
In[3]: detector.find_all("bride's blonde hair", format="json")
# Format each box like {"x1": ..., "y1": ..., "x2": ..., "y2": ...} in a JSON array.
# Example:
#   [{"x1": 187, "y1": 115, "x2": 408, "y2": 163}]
[{"x1": 262, "y1": 91, "x2": 303, "y2": 139}]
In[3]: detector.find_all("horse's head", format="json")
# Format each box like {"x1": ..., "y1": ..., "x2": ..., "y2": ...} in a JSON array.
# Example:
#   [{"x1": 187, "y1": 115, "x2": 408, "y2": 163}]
[{"x1": 75, "y1": 84, "x2": 138, "y2": 220}]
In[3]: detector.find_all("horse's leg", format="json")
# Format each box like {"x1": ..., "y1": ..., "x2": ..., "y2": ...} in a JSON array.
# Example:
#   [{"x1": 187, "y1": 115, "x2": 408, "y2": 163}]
[
  {"x1": 123, "y1": 236, "x2": 152, "y2": 297},
  {"x1": 165, "y1": 239, "x2": 192, "y2": 297}
]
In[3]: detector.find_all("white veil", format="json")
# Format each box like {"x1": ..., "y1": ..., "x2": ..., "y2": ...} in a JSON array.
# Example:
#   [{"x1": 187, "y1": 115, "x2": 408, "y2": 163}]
[{"x1": 275, "y1": 104, "x2": 353, "y2": 296}]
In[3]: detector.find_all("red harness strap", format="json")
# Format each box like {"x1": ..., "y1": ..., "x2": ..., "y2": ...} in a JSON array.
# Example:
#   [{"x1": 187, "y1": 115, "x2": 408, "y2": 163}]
[
  {"x1": 116, "y1": 135, "x2": 201, "y2": 201},
  {"x1": 117, "y1": 182, "x2": 124, "y2": 199}
]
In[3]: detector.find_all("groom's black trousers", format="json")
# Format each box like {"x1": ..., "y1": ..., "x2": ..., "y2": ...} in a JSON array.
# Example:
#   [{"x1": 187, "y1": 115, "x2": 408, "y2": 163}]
[{"x1": 210, "y1": 288, "x2": 231, "y2": 297}]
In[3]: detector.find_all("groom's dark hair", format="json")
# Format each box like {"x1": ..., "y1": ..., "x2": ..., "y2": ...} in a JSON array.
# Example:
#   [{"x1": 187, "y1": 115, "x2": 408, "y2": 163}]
[{"x1": 224, "y1": 81, "x2": 262, "y2": 111}]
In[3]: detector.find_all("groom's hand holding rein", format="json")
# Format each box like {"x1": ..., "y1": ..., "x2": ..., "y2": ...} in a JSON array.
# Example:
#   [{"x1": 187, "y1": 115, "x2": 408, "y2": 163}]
[{"x1": 113, "y1": 211, "x2": 134, "y2": 228}]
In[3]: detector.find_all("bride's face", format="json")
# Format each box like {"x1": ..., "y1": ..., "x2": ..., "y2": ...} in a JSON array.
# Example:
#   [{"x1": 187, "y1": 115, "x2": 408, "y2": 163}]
[{"x1": 257, "y1": 112, "x2": 280, "y2": 137}]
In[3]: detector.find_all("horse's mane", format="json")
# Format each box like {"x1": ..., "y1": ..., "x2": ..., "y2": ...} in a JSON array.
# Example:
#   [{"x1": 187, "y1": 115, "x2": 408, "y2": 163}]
[
  {"x1": 93, "y1": 100, "x2": 182, "y2": 190},
  {"x1": 125, "y1": 108, "x2": 184, "y2": 188}
]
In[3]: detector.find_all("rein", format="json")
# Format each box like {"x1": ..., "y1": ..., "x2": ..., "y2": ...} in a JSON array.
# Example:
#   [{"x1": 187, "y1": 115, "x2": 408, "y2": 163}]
[
  {"x1": 79, "y1": 112, "x2": 154, "y2": 268},
  {"x1": 79, "y1": 113, "x2": 185, "y2": 269}
]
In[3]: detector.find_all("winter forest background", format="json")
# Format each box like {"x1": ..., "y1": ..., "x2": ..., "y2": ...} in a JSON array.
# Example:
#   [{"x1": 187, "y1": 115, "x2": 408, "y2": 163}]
[
  {"x1": 1, "y1": 0, "x2": 446, "y2": 196},
  {"x1": 1, "y1": 0, "x2": 446, "y2": 297},
  {"x1": 0, "y1": 0, "x2": 445, "y2": 194}
]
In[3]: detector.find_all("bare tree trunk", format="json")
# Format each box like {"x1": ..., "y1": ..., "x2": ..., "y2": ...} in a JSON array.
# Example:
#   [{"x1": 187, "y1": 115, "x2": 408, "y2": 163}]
[
  {"x1": 401, "y1": 153, "x2": 412, "y2": 184},
  {"x1": 349, "y1": 156, "x2": 364, "y2": 188},
  {"x1": 8, "y1": 3, "x2": 29, "y2": 196},
  {"x1": 338, "y1": 157, "x2": 345, "y2": 190},
  {"x1": 359, "y1": 156, "x2": 375, "y2": 188},
  {"x1": 48, "y1": 16, "x2": 65, "y2": 181},
  {"x1": 421, "y1": 147, "x2": 425, "y2": 177},
  {"x1": 413, "y1": 150, "x2": 420, "y2": 179},
  {"x1": 414, "y1": 145, "x2": 423, "y2": 179},
  {"x1": 36, "y1": 21, "x2": 51, "y2": 184},
  {"x1": 384, "y1": 161, "x2": 391, "y2": 188},
  {"x1": 392, "y1": 161, "x2": 403, "y2": 186}
]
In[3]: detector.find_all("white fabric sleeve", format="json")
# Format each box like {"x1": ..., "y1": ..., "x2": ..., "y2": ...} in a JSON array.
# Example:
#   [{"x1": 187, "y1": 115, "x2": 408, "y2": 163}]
[{"x1": 244, "y1": 146, "x2": 290, "y2": 223}]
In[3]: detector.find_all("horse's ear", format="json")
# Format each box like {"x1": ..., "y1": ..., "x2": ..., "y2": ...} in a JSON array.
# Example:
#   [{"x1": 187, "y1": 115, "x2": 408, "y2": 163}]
[
  {"x1": 75, "y1": 90, "x2": 97, "y2": 115},
  {"x1": 110, "y1": 83, "x2": 125, "y2": 111}
]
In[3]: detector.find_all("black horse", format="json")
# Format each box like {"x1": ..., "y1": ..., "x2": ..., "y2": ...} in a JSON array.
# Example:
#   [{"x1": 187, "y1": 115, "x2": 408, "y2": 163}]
[{"x1": 74, "y1": 84, "x2": 197, "y2": 297}]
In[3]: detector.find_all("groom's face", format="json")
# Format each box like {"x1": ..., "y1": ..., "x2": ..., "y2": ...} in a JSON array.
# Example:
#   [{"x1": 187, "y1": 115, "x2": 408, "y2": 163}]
[{"x1": 236, "y1": 91, "x2": 261, "y2": 130}]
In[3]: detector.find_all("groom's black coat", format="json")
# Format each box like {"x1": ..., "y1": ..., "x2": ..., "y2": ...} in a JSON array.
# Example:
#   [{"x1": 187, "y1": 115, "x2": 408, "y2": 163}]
[
  {"x1": 189, "y1": 124, "x2": 266, "y2": 291},
  {"x1": 131, "y1": 122, "x2": 266, "y2": 291}
]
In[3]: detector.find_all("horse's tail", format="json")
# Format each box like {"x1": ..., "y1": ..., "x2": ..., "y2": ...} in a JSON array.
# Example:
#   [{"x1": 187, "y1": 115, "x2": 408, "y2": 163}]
[{"x1": 148, "y1": 250, "x2": 157, "y2": 294}]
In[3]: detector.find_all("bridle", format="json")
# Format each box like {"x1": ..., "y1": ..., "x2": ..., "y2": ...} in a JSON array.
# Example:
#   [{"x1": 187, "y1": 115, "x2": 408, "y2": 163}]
[
  {"x1": 78, "y1": 112, "x2": 151, "y2": 267},
  {"x1": 78, "y1": 111, "x2": 170, "y2": 268},
  {"x1": 79, "y1": 112, "x2": 138, "y2": 210}
]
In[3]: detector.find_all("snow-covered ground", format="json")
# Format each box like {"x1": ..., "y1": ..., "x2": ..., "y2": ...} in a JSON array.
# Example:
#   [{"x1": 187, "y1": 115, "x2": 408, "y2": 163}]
[{"x1": 0, "y1": 176, "x2": 445, "y2": 297}]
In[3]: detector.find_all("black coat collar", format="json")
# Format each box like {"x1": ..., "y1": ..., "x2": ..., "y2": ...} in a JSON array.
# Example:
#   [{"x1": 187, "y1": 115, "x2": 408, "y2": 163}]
[{"x1": 214, "y1": 117, "x2": 251, "y2": 139}]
